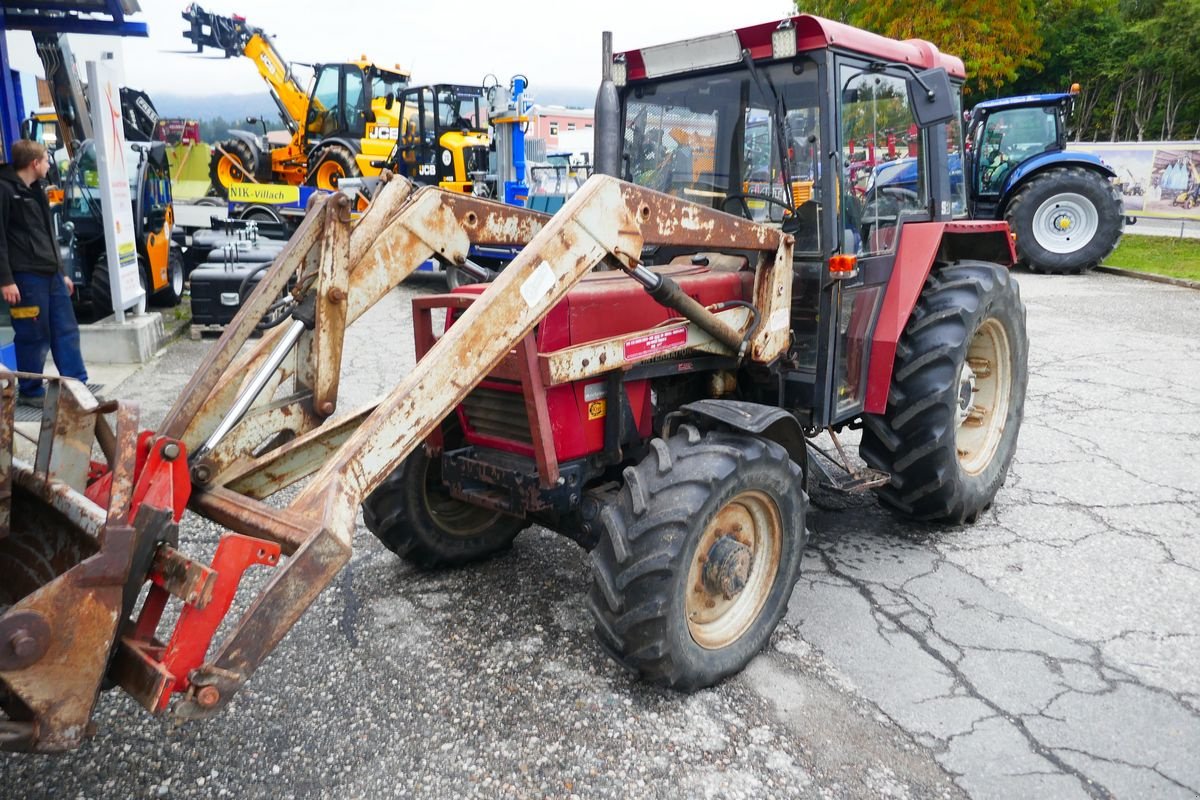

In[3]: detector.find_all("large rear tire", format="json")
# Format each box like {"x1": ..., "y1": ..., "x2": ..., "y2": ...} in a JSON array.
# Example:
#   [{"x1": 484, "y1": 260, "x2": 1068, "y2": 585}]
[
  {"x1": 1005, "y1": 166, "x2": 1123, "y2": 274},
  {"x1": 307, "y1": 144, "x2": 360, "y2": 191},
  {"x1": 362, "y1": 441, "x2": 526, "y2": 568},
  {"x1": 860, "y1": 261, "x2": 1028, "y2": 524},
  {"x1": 208, "y1": 138, "x2": 258, "y2": 200},
  {"x1": 588, "y1": 428, "x2": 806, "y2": 691},
  {"x1": 88, "y1": 255, "x2": 147, "y2": 317}
]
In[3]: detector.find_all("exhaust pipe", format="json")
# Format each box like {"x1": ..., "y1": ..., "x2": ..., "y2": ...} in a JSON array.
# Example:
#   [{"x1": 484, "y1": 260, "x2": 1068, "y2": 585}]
[{"x1": 594, "y1": 32, "x2": 622, "y2": 179}]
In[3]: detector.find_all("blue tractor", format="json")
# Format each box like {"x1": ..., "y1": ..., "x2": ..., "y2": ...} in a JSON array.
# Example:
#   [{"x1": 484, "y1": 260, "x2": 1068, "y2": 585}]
[
  {"x1": 871, "y1": 90, "x2": 1124, "y2": 274},
  {"x1": 965, "y1": 90, "x2": 1123, "y2": 273}
]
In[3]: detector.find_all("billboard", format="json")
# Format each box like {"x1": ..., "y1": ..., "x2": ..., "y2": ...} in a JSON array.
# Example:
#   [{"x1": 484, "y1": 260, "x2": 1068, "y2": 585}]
[{"x1": 1067, "y1": 141, "x2": 1200, "y2": 221}]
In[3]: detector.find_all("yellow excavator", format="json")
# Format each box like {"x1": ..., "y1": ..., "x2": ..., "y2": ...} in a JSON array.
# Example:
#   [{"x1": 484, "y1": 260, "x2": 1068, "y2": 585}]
[{"x1": 182, "y1": 4, "x2": 410, "y2": 195}]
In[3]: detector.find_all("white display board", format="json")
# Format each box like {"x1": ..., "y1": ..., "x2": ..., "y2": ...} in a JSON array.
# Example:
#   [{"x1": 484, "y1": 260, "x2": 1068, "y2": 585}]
[{"x1": 85, "y1": 58, "x2": 144, "y2": 321}]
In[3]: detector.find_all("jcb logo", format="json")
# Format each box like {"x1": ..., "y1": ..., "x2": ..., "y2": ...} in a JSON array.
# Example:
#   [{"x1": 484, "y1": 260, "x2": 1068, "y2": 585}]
[
  {"x1": 417, "y1": 164, "x2": 436, "y2": 177},
  {"x1": 368, "y1": 126, "x2": 400, "y2": 140},
  {"x1": 259, "y1": 53, "x2": 277, "y2": 77}
]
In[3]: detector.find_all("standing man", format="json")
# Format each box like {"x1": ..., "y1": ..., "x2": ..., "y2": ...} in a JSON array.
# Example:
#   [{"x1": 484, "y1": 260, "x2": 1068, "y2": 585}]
[{"x1": 0, "y1": 140, "x2": 88, "y2": 407}]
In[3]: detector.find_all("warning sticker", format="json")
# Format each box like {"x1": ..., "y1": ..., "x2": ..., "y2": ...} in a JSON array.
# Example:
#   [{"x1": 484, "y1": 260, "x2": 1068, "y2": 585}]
[
  {"x1": 623, "y1": 326, "x2": 687, "y2": 361},
  {"x1": 587, "y1": 399, "x2": 607, "y2": 420},
  {"x1": 520, "y1": 260, "x2": 557, "y2": 307}
]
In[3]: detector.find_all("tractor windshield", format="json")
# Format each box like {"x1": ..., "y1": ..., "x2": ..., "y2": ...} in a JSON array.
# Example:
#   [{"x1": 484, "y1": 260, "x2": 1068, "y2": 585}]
[
  {"x1": 437, "y1": 87, "x2": 488, "y2": 132},
  {"x1": 623, "y1": 62, "x2": 822, "y2": 252}
]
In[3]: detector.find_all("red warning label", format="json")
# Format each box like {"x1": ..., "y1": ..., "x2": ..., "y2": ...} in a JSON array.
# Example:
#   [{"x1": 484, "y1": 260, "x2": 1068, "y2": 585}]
[{"x1": 623, "y1": 326, "x2": 688, "y2": 361}]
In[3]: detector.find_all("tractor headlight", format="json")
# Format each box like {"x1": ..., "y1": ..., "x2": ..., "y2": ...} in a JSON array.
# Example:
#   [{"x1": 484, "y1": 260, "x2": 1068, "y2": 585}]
[
  {"x1": 612, "y1": 55, "x2": 627, "y2": 88},
  {"x1": 772, "y1": 19, "x2": 797, "y2": 60}
]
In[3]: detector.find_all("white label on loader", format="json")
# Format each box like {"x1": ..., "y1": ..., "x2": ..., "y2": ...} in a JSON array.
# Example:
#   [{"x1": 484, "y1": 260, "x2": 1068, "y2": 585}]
[
  {"x1": 521, "y1": 261, "x2": 557, "y2": 307},
  {"x1": 769, "y1": 307, "x2": 790, "y2": 332}
]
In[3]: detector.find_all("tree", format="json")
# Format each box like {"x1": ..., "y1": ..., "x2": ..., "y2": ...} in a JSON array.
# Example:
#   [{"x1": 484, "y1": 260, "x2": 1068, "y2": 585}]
[{"x1": 796, "y1": 0, "x2": 1043, "y2": 93}]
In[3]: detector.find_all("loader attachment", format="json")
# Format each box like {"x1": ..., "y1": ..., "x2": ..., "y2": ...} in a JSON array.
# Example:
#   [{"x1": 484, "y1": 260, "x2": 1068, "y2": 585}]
[{"x1": 0, "y1": 172, "x2": 792, "y2": 749}]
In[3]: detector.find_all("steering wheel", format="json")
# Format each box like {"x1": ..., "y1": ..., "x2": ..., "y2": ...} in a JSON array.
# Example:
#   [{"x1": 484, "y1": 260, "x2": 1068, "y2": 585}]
[{"x1": 721, "y1": 192, "x2": 795, "y2": 220}]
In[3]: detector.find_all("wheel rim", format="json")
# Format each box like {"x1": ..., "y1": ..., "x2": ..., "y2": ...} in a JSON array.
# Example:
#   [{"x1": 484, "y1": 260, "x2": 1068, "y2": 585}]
[
  {"x1": 1030, "y1": 192, "x2": 1098, "y2": 255},
  {"x1": 315, "y1": 160, "x2": 344, "y2": 190},
  {"x1": 955, "y1": 318, "x2": 1013, "y2": 476},
  {"x1": 171, "y1": 257, "x2": 184, "y2": 296},
  {"x1": 421, "y1": 457, "x2": 507, "y2": 537},
  {"x1": 685, "y1": 489, "x2": 782, "y2": 649},
  {"x1": 217, "y1": 154, "x2": 246, "y2": 187}
]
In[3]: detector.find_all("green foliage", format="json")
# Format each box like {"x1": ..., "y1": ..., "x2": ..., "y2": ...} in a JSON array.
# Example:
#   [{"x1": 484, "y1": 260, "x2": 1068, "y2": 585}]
[{"x1": 794, "y1": 0, "x2": 1200, "y2": 140}]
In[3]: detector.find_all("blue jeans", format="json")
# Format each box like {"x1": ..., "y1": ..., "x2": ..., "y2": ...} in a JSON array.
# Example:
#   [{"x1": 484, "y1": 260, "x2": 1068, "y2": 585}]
[{"x1": 10, "y1": 272, "x2": 88, "y2": 398}]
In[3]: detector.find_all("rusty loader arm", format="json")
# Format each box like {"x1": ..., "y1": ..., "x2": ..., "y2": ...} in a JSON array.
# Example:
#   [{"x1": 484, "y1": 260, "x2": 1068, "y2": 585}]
[{"x1": 0, "y1": 173, "x2": 792, "y2": 750}]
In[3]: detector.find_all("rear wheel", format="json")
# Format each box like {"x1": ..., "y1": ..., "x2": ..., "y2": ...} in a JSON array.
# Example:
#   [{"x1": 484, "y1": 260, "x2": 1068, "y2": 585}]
[
  {"x1": 860, "y1": 261, "x2": 1028, "y2": 524},
  {"x1": 88, "y1": 255, "x2": 147, "y2": 317},
  {"x1": 588, "y1": 428, "x2": 806, "y2": 691},
  {"x1": 1005, "y1": 166, "x2": 1123, "y2": 274},
  {"x1": 208, "y1": 138, "x2": 258, "y2": 200},
  {"x1": 308, "y1": 144, "x2": 359, "y2": 191},
  {"x1": 362, "y1": 437, "x2": 526, "y2": 568},
  {"x1": 149, "y1": 245, "x2": 185, "y2": 307}
]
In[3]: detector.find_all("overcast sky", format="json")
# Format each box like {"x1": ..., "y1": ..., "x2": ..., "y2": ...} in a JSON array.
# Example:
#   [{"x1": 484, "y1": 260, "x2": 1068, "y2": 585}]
[{"x1": 6, "y1": 1, "x2": 795, "y2": 98}]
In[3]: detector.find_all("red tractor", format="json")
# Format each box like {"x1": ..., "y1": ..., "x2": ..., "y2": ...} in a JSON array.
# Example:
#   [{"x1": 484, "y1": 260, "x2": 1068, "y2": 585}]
[
  {"x1": 0, "y1": 15, "x2": 1028, "y2": 751},
  {"x1": 363, "y1": 16, "x2": 1029, "y2": 689}
]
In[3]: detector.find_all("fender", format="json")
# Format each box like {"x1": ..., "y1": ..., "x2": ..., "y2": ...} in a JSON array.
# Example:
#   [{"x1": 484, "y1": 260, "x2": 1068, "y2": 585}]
[
  {"x1": 863, "y1": 220, "x2": 1015, "y2": 414},
  {"x1": 998, "y1": 151, "x2": 1117, "y2": 210},
  {"x1": 664, "y1": 399, "x2": 807, "y2": 472},
  {"x1": 310, "y1": 137, "x2": 363, "y2": 159}
]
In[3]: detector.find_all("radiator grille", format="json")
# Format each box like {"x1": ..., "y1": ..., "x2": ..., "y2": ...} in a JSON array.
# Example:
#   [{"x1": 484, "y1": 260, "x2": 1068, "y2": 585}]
[{"x1": 461, "y1": 385, "x2": 531, "y2": 444}]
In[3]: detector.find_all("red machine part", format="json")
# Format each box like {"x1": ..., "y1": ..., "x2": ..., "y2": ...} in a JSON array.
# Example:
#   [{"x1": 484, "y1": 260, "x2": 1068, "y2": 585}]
[{"x1": 451, "y1": 264, "x2": 750, "y2": 463}]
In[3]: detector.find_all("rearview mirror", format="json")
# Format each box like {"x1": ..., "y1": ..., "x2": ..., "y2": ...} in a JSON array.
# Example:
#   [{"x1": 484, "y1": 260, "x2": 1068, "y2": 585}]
[{"x1": 908, "y1": 68, "x2": 956, "y2": 128}]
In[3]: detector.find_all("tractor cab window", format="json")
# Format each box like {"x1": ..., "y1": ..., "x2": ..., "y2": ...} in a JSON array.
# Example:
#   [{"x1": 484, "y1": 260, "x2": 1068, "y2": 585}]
[
  {"x1": 973, "y1": 106, "x2": 1059, "y2": 194},
  {"x1": 623, "y1": 62, "x2": 822, "y2": 253},
  {"x1": 371, "y1": 70, "x2": 407, "y2": 105},
  {"x1": 839, "y1": 67, "x2": 927, "y2": 257},
  {"x1": 309, "y1": 65, "x2": 343, "y2": 138},
  {"x1": 343, "y1": 69, "x2": 366, "y2": 135},
  {"x1": 947, "y1": 90, "x2": 968, "y2": 216},
  {"x1": 436, "y1": 87, "x2": 486, "y2": 131}
]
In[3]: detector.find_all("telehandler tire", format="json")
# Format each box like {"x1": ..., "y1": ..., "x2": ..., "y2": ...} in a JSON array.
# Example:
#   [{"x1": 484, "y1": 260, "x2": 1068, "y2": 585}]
[
  {"x1": 362, "y1": 444, "x2": 525, "y2": 568},
  {"x1": 209, "y1": 138, "x2": 257, "y2": 200},
  {"x1": 1005, "y1": 166, "x2": 1123, "y2": 274},
  {"x1": 588, "y1": 428, "x2": 806, "y2": 691},
  {"x1": 149, "y1": 245, "x2": 185, "y2": 308},
  {"x1": 860, "y1": 261, "x2": 1028, "y2": 524},
  {"x1": 308, "y1": 144, "x2": 359, "y2": 191}
]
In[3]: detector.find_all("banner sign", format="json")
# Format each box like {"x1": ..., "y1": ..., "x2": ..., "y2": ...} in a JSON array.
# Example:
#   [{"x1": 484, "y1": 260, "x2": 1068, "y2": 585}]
[
  {"x1": 86, "y1": 59, "x2": 144, "y2": 319},
  {"x1": 1068, "y1": 141, "x2": 1200, "y2": 221}
]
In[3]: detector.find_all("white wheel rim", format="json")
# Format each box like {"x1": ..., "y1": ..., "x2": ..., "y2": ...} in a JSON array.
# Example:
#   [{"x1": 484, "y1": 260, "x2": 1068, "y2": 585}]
[{"x1": 1031, "y1": 192, "x2": 1098, "y2": 255}]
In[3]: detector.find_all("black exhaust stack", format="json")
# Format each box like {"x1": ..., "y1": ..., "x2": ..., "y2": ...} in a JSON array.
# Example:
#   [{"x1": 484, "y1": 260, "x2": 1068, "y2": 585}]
[{"x1": 594, "y1": 31, "x2": 622, "y2": 178}]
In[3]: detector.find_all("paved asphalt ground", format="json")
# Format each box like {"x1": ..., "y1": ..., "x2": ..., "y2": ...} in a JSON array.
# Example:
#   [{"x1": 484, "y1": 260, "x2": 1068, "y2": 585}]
[{"x1": 2, "y1": 268, "x2": 1198, "y2": 799}]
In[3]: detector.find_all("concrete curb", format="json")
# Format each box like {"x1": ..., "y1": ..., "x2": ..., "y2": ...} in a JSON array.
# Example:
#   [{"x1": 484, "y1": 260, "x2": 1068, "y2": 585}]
[{"x1": 1094, "y1": 265, "x2": 1200, "y2": 290}]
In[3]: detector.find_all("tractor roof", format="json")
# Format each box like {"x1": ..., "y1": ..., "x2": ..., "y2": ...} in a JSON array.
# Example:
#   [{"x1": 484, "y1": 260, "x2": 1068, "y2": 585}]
[
  {"x1": 972, "y1": 93, "x2": 1074, "y2": 113},
  {"x1": 617, "y1": 14, "x2": 966, "y2": 83}
]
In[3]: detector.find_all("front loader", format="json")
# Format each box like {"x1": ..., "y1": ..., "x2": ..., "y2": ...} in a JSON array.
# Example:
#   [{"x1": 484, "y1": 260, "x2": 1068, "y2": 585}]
[{"x1": 0, "y1": 14, "x2": 1028, "y2": 753}]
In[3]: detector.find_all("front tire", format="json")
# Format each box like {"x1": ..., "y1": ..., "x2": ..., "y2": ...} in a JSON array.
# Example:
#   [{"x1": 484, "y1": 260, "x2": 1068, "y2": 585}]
[
  {"x1": 1005, "y1": 166, "x2": 1123, "y2": 274},
  {"x1": 307, "y1": 144, "x2": 360, "y2": 191},
  {"x1": 860, "y1": 261, "x2": 1028, "y2": 524},
  {"x1": 588, "y1": 428, "x2": 806, "y2": 691},
  {"x1": 362, "y1": 443, "x2": 526, "y2": 568}
]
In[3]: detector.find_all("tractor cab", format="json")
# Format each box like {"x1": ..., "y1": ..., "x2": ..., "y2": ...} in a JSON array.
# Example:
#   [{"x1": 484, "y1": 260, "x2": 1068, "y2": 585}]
[
  {"x1": 388, "y1": 84, "x2": 492, "y2": 194},
  {"x1": 610, "y1": 17, "x2": 974, "y2": 428},
  {"x1": 964, "y1": 92, "x2": 1074, "y2": 214}
]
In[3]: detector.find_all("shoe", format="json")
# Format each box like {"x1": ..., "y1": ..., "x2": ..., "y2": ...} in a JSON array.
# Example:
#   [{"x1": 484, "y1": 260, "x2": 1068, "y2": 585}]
[{"x1": 17, "y1": 394, "x2": 44, "y2": 408}]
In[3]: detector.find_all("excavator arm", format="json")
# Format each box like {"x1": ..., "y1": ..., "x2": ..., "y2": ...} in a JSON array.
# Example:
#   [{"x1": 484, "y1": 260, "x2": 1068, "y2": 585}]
[
  {"x1": 181, "y1": 4, "x2": 311, "y2": 137},
  {"x1": 0, "y1": 173, "x2": 793, "y2": 750}
]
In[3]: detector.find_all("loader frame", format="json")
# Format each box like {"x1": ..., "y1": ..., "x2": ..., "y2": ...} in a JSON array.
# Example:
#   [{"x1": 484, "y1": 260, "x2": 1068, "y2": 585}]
[{"x1": 0, "y1": 172, "x2": 791, "y2": 750}]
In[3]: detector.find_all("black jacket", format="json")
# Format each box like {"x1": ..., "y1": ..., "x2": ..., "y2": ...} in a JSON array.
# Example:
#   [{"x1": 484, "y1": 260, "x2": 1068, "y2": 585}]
[{"x1": 0, "y1": 165, "x2": 63, "y2": 286}]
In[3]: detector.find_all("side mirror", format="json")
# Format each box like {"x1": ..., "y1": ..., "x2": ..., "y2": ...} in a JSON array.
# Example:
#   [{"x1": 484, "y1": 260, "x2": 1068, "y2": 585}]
[
  {"x1": 908, "y1": 68, "x2": 956, "y2": 128},
  {"x1": 246, "y1": 116, "x2": 259, "y2": 125},
  {"x1": 385, "y1": 92, "x2": 394, "y2": 110}
]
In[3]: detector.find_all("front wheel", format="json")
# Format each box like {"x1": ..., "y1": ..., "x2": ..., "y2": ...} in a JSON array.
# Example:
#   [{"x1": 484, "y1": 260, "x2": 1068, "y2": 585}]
[
  {"x1": 307, "y1": 144, "x2": 360, "y2": 191},
  {"x1": 149, "y1": 245, "x2": 185, "y2": 307},
  {"x1": 588, "y1": 428, "x2": 806, "y2": 691},
  {"x1": 362, "y1": 443, "x2": 526, "y2": 568},
  {"x1": 1005, "y1": 166, "x2": 1123, "y2": 274},
  {"x1": 860, "y1": 261, "x2": 1028, "y2": 524}
]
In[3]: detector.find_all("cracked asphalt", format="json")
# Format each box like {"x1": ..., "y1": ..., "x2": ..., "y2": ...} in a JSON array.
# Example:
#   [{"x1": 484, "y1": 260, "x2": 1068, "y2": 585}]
[{"x1": 2, "y1": 269, "x2": 1197, "y2": 799}]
